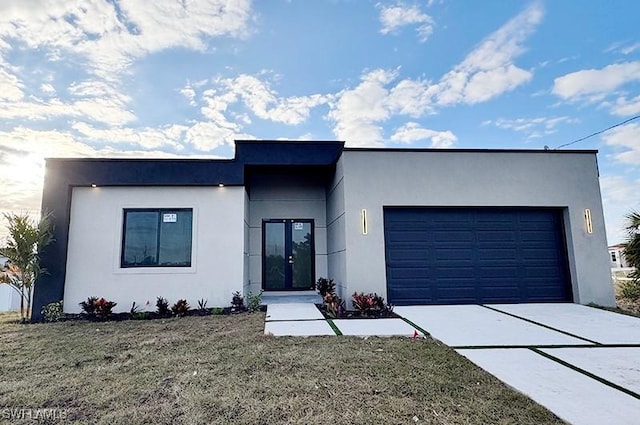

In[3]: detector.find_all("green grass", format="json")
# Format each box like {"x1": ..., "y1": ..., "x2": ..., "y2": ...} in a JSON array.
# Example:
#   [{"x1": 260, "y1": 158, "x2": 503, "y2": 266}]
[{"x1": 0, "y1": 312, "x2": 564, "y2": 424}]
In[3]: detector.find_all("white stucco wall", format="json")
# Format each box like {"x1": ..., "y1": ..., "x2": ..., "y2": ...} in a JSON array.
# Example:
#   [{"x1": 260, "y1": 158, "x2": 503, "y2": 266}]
[
  {"x1": 64, "y1": 186, "x2": 245, "y2": 313},
  {"x1": 340, "y1": 150, "x2": 615, "y2": 306}
]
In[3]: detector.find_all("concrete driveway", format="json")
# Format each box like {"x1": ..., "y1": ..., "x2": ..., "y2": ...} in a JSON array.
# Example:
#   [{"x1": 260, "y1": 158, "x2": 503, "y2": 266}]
[{"x1": 395, "y1": 303, "x2": 640, "y2": 425}]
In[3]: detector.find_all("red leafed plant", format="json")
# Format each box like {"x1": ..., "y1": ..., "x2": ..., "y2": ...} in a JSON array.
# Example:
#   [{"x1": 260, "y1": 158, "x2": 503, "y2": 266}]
[
  {"x1": 93, "y1": 297, "x2": 117, "y2": 318},
  {"x1": 323, "y1": 293, "x2": 345, "y2": 318},
  {"x1": 351, "y1": 292, "x2": 386, "y2": 312}
]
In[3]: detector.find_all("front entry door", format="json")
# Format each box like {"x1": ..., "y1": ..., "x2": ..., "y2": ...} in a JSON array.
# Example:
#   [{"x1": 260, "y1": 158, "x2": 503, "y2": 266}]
[{"x1": 263, "y1": 219, "x2": 315, "y2": 291}]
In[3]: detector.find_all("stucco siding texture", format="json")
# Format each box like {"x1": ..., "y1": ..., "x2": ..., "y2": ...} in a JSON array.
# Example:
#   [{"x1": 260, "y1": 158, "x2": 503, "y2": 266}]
[
  {"x1": 247, "y1": 173, "x2": 328, "y2": 292},
  {"x1": 326, "y1": 156, "x2": 347, "y2": 297},
  {"x1": 64, "y1": 186, "x2": 245, "y2": 312},
  {"x1": 339, "y1": 150, "x2": 614, "y2": 306}
]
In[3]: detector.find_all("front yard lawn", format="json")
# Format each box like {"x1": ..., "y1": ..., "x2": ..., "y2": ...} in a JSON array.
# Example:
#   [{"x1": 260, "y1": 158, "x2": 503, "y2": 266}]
[{"x1": 0, "y1": 312, "x2": 563, "y2": 424}]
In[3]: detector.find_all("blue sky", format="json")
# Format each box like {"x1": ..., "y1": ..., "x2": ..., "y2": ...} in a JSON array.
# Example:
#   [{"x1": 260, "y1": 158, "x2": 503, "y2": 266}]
[{"x1": 0, "y1": 0, "x2": 638, "y2": 243}]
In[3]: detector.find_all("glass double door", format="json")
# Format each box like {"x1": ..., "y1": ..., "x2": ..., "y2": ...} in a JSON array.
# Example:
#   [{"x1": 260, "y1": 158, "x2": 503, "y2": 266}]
[{"x1": 263, "y1": 219, "x2": 315, "y2": 291}]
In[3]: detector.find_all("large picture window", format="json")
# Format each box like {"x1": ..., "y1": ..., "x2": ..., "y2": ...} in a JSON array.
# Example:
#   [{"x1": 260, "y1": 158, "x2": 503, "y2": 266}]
[{"x1": 121, "y1": 209, "x2": 193, "y2": 268}]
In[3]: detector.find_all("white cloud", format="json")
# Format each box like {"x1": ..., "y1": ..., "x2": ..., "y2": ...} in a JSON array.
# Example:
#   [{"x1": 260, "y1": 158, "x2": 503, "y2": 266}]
[
  {"x1": 0, "y1": 0, "x2": 254, "y2": 79},
  {"x1": 212, "y1": 74, "x2": 330, "y2": 125},
  {"x1": 328, "y1": 3, "x2": 544, "y2": 146},
  {"x1": 328, "y1": 69, "x2": 399, "y2": 146},
  {"x1": 0, "y1": 1, "x2": 254, "y2": 133},
  {"x1": 390, "y1": 122, "x2": 457, "y2": 147},
  {"x1": 601, "y1": 123, "x2": 640, "y2": 164},
  {"x1": 379, "y1": 3, "x2": 434, "y2": 42},
  {"x1": 487, "y1": 116, "x2": 579, "y2": 139},
  {"x1": 610, "y1": 95, "x2": 640, "y2": 117},
  {"x1": 0, "y1": 68, "x2": 24, "y2": 101},
  {"x1": 180, "y1": 84, "x2": 197, "y2": 107},
  {"x1": 552, "y1": 61, "x2": 640, "y2": 101},
  {"x1": 387, "y1": 78, "x2": 437, "y2": 116},
  {"x1": 607, "y1": 41, "x2": 640, "y2": 56},
  {"x1": 621, "y1": 42, "x2": 640, "y2": 55},
  {"x1": 184, "y1": 121, "x2": 254, "y2": 151},
  {"x1": 40, "y1": 83, "x2": 56, "y2": 94},
  {"x1": 435, "y1": 2, "x2": 543, "y2": 105},
  {"x1": 71, "y1": 122, "x2": 187, "y2": 150}
]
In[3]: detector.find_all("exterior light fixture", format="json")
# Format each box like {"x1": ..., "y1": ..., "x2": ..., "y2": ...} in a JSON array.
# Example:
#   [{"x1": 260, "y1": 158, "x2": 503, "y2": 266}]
[
  {"x1": 91, "y1": 184, "x2": 97, "y2": 188},
  {"x1": 361, "y1": 209, "x2": 368, "y2": 235},
  {"x1": 218, "y1": 183, "x2": 225, "y2": 187},
  {"x1": 584, "y1": 208, "x2": 593, "y2": 234}
]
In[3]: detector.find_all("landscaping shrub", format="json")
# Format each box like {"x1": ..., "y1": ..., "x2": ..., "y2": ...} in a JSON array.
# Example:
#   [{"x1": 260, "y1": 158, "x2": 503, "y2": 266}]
[
  {"x1": 129, "y1": 301, "x2": 141, "y2": 317},
  {"x1": 323, "y1": 293, "x2": 345, "y2": 318},
  {"x1": 231, "y1": 291, "x2": 245, "y2": 311},
  {"x1": 171, "y1": 299, "x2": 190, "y2": 317},
  {"x1": 156, "y1": 296, "x2": 171, "y2": 316},
  {"x1": 316, "y1": 277, "x2": 336, "y2": 297},
  {"x1": 247, "y1": 290, "x2": 263, "y2": 313},
  {"x1": 197, "y1": 298, "x2": 208, "y2": 313},
  {"x1": 351, "y1": 292, "x2": 393, "y2": 315},
  {"x1": 352, "y1": 292, "x2": 379, "y2": 311},
  {"x1": 41, "y1": 301, "x2": 64, "y2": 322},
  {"x1": 93, "y1": 297, "x2": 117, "y2": 319},
  {"x1": 79, "y1": 296, "x2": 99, "y2": 316}
]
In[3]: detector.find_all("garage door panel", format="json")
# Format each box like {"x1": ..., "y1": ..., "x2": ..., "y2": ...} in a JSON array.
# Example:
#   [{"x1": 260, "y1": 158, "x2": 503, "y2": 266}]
[
  {"x1": 435, "y1": 267, "x2": 475, "y2": 278},
  {"x1": 477, "y1": 248, "x2": 517, "y2": 260},
  {"x1": 434, "y1": 230, "x2": 474, "y2": 242},
  {"x1": 476, "y1": 230, "x2": 516, "y2": 242},
  {"x1": 384, "y1": 208, "x2": 571, "y2": 305},
  {"x1": 434, "y1": 248, "x2": 474, "y2": 260}
]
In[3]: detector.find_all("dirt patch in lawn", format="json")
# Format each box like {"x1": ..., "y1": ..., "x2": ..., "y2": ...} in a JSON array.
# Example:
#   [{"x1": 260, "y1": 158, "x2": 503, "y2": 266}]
[{"x1": 0, "y1": 312, "x2": 563, "y2": 425}]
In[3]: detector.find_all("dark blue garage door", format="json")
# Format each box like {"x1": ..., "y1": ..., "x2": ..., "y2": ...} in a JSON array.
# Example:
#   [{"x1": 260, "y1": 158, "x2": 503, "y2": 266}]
[{"x1": 384, "y1": 208, "x2": 572, "y2": 305}]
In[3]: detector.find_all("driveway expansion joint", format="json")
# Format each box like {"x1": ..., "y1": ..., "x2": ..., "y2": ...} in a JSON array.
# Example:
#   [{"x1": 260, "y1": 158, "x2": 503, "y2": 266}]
[
  {"x1": 529, "y1": 347, "x2": 640, "y2": 401},
  {"x1": 481, "y1": 304, "x2": 602, "y2": 345}
]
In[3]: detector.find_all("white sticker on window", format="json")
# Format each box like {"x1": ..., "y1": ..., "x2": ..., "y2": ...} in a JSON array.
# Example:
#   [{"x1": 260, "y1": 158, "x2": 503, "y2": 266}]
[
  {"x1": 293, "y1": 222, "x2": 304, "y2": 231},
  {"x1": 163, "y1": 213, "x2": 177, "y2": 223}
]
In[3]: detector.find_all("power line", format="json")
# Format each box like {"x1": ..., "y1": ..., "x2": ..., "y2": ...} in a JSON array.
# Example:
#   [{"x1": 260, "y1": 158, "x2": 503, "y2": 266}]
[{"x1": 555, "y1": 114, "x2": 640, "y2": 149}]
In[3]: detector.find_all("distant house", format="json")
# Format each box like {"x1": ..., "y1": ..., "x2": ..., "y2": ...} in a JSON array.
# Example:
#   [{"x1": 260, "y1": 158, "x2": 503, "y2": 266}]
[
  {"x1": 31, "y1": 140, "x2": 615, "y2": 320},
  {"x1": 609, "y1": 244, "x2": 631, "y2": 269},
  {"x1": 0, "y1": 255, "x2": 20, "y2": 312}
]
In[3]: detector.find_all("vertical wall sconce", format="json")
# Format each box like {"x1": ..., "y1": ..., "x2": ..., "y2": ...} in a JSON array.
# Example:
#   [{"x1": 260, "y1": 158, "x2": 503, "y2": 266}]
[
  {"x1": 361, "y1": 209, "x2": 368, "y2": 235},
  {"x1": 584, "y1": 208, "x2": 593, "y2": 234}
]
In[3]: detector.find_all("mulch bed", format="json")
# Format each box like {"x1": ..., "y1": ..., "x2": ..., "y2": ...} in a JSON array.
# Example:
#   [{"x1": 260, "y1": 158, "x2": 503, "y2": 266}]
[
  {"x1": 315, "y1": 303, "x2": 400, "y2": 320},
  {"x1": 47, "y1": 305, "x2": 267, "y2": 323}
]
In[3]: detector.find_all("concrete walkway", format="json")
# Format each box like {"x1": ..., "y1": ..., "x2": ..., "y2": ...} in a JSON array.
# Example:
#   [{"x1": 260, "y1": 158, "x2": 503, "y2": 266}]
[
  {"x1": 265, "y1": 302, "x2": 640, "y2": 425},
  {"x1": 263, "y1": 303, "x2": 422, "y2": 337},
  {"x1": 397, "y1": 303, "x2": 640, "y2": 425}
]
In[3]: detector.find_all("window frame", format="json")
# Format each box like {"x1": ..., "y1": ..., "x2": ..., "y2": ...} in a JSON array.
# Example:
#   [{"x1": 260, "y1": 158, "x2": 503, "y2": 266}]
[{"x1": 120, "y1": 208, "x2": 193, "y2": 268}]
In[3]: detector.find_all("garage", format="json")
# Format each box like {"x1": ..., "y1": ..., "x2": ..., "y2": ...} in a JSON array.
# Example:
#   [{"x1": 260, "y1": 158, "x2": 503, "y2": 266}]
[{"x1": 384, "y1": 207, "x2": 572, "y2": 305}]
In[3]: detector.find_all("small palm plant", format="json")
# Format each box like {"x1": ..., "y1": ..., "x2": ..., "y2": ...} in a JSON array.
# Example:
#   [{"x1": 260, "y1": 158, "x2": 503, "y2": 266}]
[
  {"x1": 621, "y1": 211, "x2": 640, "y2": 301},
  {"x1": 0, "y1": 212, "x2": 54, "y2": 322}
]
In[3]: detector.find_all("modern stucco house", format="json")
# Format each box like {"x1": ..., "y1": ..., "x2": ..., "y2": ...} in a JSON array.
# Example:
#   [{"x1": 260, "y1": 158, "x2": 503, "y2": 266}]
[
  {"x1": 32, "y1": 140, "x2": 614, "y2": 320},
  {"x1": 609, "y1": 243, "x2": 631, "y2": 269}
]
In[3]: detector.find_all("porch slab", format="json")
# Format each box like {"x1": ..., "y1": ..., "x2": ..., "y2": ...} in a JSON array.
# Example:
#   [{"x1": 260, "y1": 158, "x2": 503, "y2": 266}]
[
  {"x1": 261, "y1": 292, "x2": 323, "y2": 305},
  {"x1": 264, "y1": 320, "x2": 336, "y2": 336},
  {"x1": 265, "y1": 303, "x2": 324, "y2": 321},
  {"x1": 457, "y1": 348, "x2": 640, "y2": 425},
  {"x1": 332, "y1": 318, "x2": 421, "y2": 337},
  {"x1": 487, "y1": 303, "x2": 640, "y2": 344},
  {"x1": 394, "y1": 305, "x2": 589, "y2": 347},
  {"x1": 539, "y1": 347, "x2": 640, "y2": 394}
]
